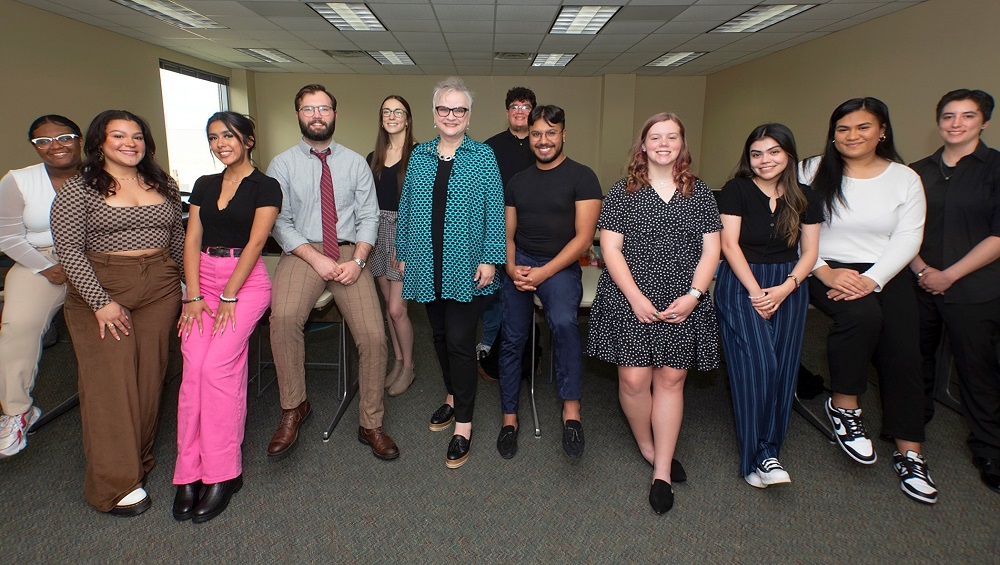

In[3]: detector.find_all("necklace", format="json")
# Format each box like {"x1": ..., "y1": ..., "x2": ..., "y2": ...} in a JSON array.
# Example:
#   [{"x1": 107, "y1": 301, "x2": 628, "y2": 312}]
[
  {"x1": 939, "y1": 158, "x2": 953, "y2": 181},
  {"x1": 115, "y1": 175, "x2": 137, "y2": 182},
  {"x1": 437, "y1": 152, "x2": 454, "y2": 161}
]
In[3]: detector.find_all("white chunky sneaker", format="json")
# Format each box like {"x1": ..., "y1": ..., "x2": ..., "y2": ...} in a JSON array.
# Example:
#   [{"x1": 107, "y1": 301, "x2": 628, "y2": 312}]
[
  {"x1": 0, "y1": 406, "x2": 41, "y2": 457},
  {"x1": 893, "y1": 450, "x2": 938, "y2": 505},
  {"x1": 825, "y1": 397, "x2": 876, "y2": 464}
]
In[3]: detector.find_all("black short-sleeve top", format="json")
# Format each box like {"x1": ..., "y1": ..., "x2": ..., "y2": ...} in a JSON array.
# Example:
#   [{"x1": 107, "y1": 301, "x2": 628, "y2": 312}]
[
  {"x1": 189, "y1": 168, "x2": 282, "y2": 248},
  {"x1": 365, "y1": 151, "x2": 402, "y2": 212},
  {"x1": 716, "y1": 177, "x2": 824, "y2": 264}
]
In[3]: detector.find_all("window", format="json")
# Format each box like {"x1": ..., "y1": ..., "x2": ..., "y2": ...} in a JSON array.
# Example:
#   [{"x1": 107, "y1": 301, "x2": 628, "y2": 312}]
[{"x1": 158, "y1": 60, "x2": 229, "y2": 196}]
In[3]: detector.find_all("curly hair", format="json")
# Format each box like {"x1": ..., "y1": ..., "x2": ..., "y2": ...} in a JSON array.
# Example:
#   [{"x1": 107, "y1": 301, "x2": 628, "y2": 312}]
[{"x1": 79, "y1": 110, "x2": 176, "y2": 201}]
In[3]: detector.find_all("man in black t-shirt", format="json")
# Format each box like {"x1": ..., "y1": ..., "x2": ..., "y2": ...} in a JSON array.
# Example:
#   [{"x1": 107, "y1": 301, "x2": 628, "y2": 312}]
[
  {"x1": 496, "y1": 105, "x2": 602, "y2": 460},
  {"x1": 478, "y1": 87, "x2": 538, "y2": 377}
]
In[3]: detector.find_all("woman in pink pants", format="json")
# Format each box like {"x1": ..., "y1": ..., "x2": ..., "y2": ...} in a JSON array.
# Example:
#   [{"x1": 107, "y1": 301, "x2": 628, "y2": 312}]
[{"x1": 173, "y1": 112, "x2": 281, "y2": 523}]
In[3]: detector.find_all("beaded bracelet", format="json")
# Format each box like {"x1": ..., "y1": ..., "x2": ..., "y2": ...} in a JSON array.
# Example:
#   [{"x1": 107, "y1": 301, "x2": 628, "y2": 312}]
[
  {"x1": 219, "y1": 294, "x2": 239, "y2": 303},
  {"x1": 916, "y1": 266, "x2": 929, "y2": 279},
  {"x1": 181, "y1": 295, "x2": 204, "y2": 304},
  {"x1": 748, "y1": 293, "x2": 767, "y2": 300}
]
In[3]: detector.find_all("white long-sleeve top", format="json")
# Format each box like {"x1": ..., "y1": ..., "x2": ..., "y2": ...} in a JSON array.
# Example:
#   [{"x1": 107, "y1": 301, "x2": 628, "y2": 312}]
[
  {"x1": 0, "y1": 163, "x2": 58, "y2": 273},
  {"x1": 799, "y1": 157, "x2": 926, "y2": 291}
]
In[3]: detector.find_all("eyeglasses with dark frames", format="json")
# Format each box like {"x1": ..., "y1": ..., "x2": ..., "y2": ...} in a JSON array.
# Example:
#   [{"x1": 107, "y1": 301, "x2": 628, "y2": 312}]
[
  {"x1": 30, "y1": 134, "x2": 80, "y2": 147},
  {"x1": 435, "y1": 106, "x2": 469, "y2": 118}
]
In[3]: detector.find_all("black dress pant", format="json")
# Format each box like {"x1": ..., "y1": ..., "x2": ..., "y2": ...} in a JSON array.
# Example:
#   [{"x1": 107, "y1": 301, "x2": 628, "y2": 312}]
[
  {"x1": 809, "y1": 262, "x2": 925, "y2": 442},
  {"x1": 917, "y1": 289, "x2": 1000, "y2": 459},
  {"x1": 425, "y1": 296, "x2": 483, "y2": 423}
]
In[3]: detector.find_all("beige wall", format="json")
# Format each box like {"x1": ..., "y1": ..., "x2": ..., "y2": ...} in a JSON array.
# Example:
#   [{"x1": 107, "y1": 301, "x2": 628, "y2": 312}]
[
  {"x1": 250, "y1": 74, "x2": 605, "y2": 177},
  {"x1": 3, "y1": 0, "x2": 996, "y2": 193},
  {"x1": 700, "y1": 0, "x2": 1000, "y2": 188},
  {"x1": 0, "y1": 0, "x2": 238, "y2": 174}
]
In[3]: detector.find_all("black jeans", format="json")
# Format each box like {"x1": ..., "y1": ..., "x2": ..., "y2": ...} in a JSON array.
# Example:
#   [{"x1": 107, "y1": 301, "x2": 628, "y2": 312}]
[
  {"x1": 809, "y1": 263, "x2": 925, "y2": 442},
  {"x1": 425, "y1": 296, "x2": 484, "y2": 423}
]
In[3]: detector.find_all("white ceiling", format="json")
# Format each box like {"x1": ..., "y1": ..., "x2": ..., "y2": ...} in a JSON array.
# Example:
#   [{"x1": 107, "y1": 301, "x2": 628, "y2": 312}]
[{"x1": 16, "y1": 0, "x2": 926, "y2": 76}]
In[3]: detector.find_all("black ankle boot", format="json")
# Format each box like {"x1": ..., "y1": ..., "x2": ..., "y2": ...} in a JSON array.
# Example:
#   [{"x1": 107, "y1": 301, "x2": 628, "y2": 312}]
[
  {"x1": 192, "y1": 475, "x2": 243, "y2": 523},
  {"x1": 172, "y1": 481, "x2": 202, "y2": 521}
]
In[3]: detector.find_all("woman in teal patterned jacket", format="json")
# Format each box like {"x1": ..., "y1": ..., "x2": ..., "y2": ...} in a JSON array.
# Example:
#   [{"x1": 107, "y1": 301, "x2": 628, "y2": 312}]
[{"x1": 396, "y1": 77, "x2": 505, "y2": 469}]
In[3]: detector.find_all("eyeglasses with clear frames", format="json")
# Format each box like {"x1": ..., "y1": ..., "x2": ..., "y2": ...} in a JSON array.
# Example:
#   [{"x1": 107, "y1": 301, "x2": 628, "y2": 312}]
[
  {"x1": 30, "y1": 134, "x2": 80, "y2": 147},
  {"x1": 298, "y1": 105, "x2": 334, "y2": 117},
  {"x1": 435, "y1": 106, "x2": 469, "y2": 118},
  {"x1": 508, "y1": 104, "x2": 532, "y2": 112},
  {"x1": 382, "y1": 108, "x2": 407, "y2": 118}
]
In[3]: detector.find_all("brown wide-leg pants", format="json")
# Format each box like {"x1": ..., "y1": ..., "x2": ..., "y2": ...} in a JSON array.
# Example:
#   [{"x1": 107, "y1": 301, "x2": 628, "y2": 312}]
[{"x1": 62, "y1": 251, "x2": 180, "y2": 512}]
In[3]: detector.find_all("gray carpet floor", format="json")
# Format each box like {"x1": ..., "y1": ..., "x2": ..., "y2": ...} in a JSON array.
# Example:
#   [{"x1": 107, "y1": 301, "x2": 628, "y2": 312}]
[{"x1": 3, "y1": 304, "x2": 998, "y2": 563}]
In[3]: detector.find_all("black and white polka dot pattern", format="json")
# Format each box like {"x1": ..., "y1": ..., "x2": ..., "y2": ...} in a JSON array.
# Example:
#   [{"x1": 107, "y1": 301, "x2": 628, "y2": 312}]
[{"x1": 587, "y1": 178, "x2": 722, "y2": 370}]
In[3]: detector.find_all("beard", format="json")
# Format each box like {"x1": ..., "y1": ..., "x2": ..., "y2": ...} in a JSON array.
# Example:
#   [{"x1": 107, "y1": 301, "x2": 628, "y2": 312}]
[
  {"x1": 534, "y1": 143, "x2": 563, "y2": 164},
  {"x1": 299, "y1": 117, "x2": 335, "y2": 141}
]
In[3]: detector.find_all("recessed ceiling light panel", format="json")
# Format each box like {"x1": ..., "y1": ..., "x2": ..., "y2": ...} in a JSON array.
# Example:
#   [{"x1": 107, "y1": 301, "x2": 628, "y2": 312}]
[
  {"x1": 532, "y1": 53, "x2": 576, "y2": 67},
  {"x1": 110, "y1": 0, "x2": 225, "y2": 29},
  {"x1": 308, "y1": 2, "x2": 386, "y2": 32},
  {"x1": 712, "y1": 4, "x2": 816, "y2": 33},
  {"x1": 369, "y1": 51, "x2": 414, "y2": 65},
  {"x1": 646, "y1": 52, "x2": 706, "y2": 68},
  {"x1": 234, "y1": 48, "x2": 299, "y2": 64},
  {"x1": 549, "y1": 6, "x2": 620, "y2": 35}
]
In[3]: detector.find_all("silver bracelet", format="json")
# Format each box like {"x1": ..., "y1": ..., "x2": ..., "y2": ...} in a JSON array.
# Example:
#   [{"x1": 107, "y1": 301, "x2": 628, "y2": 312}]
[{"x1": 219, "y1": 294, "x2": 238, "y2": 303}]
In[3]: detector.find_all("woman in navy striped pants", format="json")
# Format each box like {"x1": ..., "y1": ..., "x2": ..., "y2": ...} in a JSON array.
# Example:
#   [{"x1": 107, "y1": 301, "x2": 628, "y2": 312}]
[{"x1": 715, "y1": 124, "x2": 822, "y2": 488}]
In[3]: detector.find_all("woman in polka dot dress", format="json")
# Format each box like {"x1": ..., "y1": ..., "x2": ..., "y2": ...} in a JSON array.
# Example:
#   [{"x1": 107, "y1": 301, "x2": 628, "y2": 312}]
[{"x1": 587, "y1": 112, "x2": 721, "y2": 515}]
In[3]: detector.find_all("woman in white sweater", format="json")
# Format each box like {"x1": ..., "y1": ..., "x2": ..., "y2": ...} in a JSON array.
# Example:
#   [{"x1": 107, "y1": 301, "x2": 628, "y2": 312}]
[
  {"x1": 801, "y1": 97, "x2": 937, "y2": 504},
  {"x1": 0, "y1": 115, "x2": 82, "y2": 457}
]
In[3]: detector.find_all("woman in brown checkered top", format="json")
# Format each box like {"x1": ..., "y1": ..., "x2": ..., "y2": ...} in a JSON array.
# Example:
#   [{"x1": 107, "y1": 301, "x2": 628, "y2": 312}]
[{"x1": 51, "y1": 110, "x2": 184, "y2": 517}]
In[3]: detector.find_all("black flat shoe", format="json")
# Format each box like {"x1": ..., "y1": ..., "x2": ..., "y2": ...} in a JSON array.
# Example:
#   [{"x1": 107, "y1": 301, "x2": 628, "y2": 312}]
[
  {"x1": 172, "y1": 481, "x2": 203, "y2": 521},
  {"x1": 446, "y1": 434, "x2": 471, "y2": 469},
  {"x1": 497, "y1": 425, "x2": 519, "y2": 459},
  {"x1": 649, "y1": 479, "x2": 674, "y2": 515},
  {"x1": 974, "y1": 456, "x2": 1000, "y2": 493},
  {"x1": 192, "y1": 475, "x2": 243, "y2": 523},
  {"x1": 671, "y1": 458, "x2": 687, "y2": 483},
  {"x1": 429, "y1": 404, "x2": 455, "y2": 432}
]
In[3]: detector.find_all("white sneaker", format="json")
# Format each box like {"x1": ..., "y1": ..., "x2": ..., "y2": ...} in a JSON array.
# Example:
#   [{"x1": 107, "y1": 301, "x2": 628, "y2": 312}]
[
  {"x1": 757, "y1": 458, "x2": 791, "y2": 485},
  {"x1": 0, "y1": 406, "x2": 41, "y2": 457},
  {"x1": 475, "y1": 343, "x2": 491, "y2": 360},
  {"x1": 825, "y1": 397, "x2": 876, "y2": 464},
  {"x1": 745, "y1": 471, "x2": 767, "y2": 489},
  {"x1": 893, "y1": 450, "x2": 938, "y2": 505}
]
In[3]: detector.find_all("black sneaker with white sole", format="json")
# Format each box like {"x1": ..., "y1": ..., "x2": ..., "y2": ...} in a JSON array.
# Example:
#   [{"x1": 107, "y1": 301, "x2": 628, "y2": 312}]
[
  {"x1": 893, "y1": 450, "x2": 938, "y2": 504},
  {"x1": 825, "y1": 397, "x2": 876, "y2": 464}
]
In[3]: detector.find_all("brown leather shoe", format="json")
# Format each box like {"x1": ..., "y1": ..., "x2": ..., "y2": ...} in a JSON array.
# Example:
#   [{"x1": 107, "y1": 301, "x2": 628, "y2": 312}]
[
  {"x1": 267, "y1": 400, "x2": 311, "y2": 456},
  {"x1": 358, "y1": 426, "x2": 400, "y2": 460}
]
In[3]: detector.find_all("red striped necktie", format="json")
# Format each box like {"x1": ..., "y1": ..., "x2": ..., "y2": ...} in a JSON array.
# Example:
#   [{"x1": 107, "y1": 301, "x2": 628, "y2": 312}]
[{"x1": 312, "y1": 148, "x2": 340, "y2": 260}]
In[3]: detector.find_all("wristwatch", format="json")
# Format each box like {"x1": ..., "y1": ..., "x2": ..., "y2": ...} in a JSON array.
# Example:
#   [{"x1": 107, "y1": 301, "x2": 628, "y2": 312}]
[{"x1": 352, "y1": 257, "x2": 366, "y2": 269}]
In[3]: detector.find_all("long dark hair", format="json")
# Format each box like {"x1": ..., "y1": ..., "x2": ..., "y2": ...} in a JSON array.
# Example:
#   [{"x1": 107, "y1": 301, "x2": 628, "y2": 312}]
[
  {"x1": 206, "y1": 111, "x2": 257, "y2": 166},
  {"x1": 28, "y1": 114, "x2": 82, "y2": 140},
  {"x1": 625, "y1": 112, "x2": 696, "y2": 196},
  {"x1": 734, "y1": 123, "x2": 807, "y2": 246},
  {"x1": 370, "y1": 95, "x2": 415, "y2": 191},
  {"x1": 812, "y1": 97, "x2": 901, "y2": 216},
  {"x1": 80, "y1": 110, "x2": 176, "y2": 201}
]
